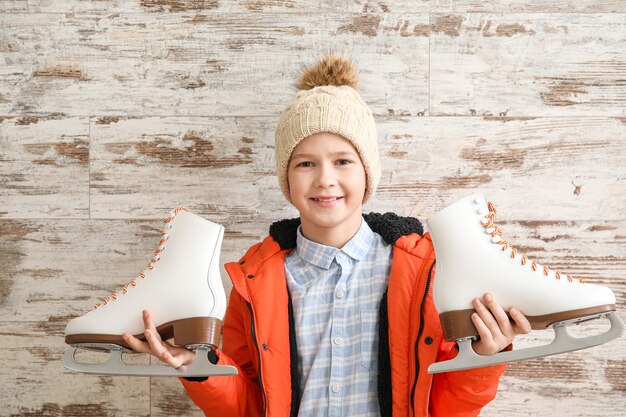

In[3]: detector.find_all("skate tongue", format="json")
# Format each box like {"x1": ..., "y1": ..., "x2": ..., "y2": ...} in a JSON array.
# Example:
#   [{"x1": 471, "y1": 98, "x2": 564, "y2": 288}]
[{"x1": 483, "y1": 201, "x2": 582, "y2": 283}]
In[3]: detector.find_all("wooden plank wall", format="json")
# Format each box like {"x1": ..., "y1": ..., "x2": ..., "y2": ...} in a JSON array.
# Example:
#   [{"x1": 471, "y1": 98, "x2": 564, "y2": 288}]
[{"x1": 1, "y1": 1, "x2": 625, "y2": 416}]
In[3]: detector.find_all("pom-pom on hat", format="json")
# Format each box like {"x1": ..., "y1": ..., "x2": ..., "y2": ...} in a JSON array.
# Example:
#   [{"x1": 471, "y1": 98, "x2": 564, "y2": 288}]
[{"x1": 274, "y1": 53, "x2": 381, "y2": 204}]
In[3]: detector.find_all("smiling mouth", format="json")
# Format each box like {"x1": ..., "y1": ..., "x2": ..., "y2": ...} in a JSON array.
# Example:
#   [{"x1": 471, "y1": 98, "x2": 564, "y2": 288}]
[{"x1": 311, "y1": 197, "x2": 343, "y2": 202}]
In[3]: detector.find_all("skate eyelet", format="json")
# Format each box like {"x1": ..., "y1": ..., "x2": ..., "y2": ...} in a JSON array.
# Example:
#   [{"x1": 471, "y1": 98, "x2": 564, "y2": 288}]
[{"x1": 481, "y1": 201, "x2": 584, "y2": 285}]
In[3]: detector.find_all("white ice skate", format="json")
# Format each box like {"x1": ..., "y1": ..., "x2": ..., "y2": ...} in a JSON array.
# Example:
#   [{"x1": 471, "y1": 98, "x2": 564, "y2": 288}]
[
  {"x1": 63, "y1": 206, "x2": 238, "y2": 377},
  {"x1": 426, "y1": 193, "x2": 624, "y2": 374}
]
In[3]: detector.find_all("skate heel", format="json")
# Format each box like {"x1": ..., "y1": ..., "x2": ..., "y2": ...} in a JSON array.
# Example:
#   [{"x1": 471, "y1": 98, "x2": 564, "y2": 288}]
[
  {"x1": 169, "y1": 317, "x2": 222, "y2": 348},
  {"x1": 439, "y1": 309, "x2": 480, "y2": 341}
]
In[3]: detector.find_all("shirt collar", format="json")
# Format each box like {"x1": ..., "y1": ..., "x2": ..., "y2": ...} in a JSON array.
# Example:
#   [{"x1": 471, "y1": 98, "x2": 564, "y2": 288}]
[{"x1": 295, "y1": 217, "x2": 375, "y2": 269}]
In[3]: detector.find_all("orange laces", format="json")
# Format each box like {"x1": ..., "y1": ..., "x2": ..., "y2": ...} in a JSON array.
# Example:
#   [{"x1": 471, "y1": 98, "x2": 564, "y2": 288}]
[
  {"x1": 88, "y1": 206, "x2": 189, "y2": 312},
  {"x1": 481, "y1": 201, "x2": 585, "y2": 284}
]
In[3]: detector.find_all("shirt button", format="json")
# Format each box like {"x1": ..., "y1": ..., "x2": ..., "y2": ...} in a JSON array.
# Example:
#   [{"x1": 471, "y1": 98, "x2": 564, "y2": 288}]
[
  {"x1": 336, "y1": 290, "x2": 344, "y2": 298},
  {"x1": 333, "y1": 337, "x2": 343, "y2": 345},
  {"x1": 331, "y1": 384, "x2": 340, "y2": 393}
]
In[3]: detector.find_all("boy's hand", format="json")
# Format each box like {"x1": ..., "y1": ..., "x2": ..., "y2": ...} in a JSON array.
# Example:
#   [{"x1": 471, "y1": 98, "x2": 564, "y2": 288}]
[
  {"x1": 122, "y1": 309, "x2": 197, "y2": 368},
  {"x1": 471, "y1": 292, "x2": 531, "y2": 355}
]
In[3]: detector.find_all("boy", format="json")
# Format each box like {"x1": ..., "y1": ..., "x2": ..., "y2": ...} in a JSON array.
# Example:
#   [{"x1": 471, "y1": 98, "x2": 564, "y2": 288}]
[{"x1": 124, "y1": 53, "x2": 531, "y2": 417}]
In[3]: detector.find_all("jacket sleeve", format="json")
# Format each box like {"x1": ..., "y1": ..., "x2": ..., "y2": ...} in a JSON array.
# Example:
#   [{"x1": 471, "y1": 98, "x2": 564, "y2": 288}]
[
  {"x1": 179, "y1": 289, "x2": 263, "y2": 417},
  {"x1": 427, "y1": 260, "x2": 508, "y2": 417},
  {"x1": 428, "y1": 338, "x2": 508, "y2": 417}
]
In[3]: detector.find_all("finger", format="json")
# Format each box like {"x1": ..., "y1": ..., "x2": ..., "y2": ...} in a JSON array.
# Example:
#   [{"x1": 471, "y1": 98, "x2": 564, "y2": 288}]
[
  {"x1": 163, "y1": 339, "x2": 186, "y2": 352},
  {"x1": 482, "y1": 292, "x2": 515, "y2": 337},
  {"x1": 163, "y1": 348, "x2": 196, "y2": 368},
  {"x1": 143, "y1": 309, "x2": 169, "y2": 353},
  {"x1": 141, "y1": 310, "x2": 200, "y2": 368},
  {"x1": 142, "y1": 309, "x2": 158, "y2": 333},
  {"x1": 160, "y1": 350, "x2": 181, "y2": 368},
  {"x1": 472, "y1": 296, "x2": 501, "y2": 337},
  {"x1": 471, "y1": 313, "x2": 498, "y2": 354},
  {"x1": 158, "y1": 340, "x2": 196, "y2": 368},
  {"x1": 142, "y1": 309, "x2": 166, "y2": 352},
  {"x1": 144, "y1": 327, "x2": 169, "y2": 360},
  {"x1": 509, "y1": 307, "x2": 532, "y2": 335},
  {"x1": 472, "y1": 313, "x2": 492, "y2": 342},
  {"x1": 144, "y1": 329, "x2": 195, "y2": 368},
  {"x1": 122, "y1": 333, "x2": 151, "y2": 354}
]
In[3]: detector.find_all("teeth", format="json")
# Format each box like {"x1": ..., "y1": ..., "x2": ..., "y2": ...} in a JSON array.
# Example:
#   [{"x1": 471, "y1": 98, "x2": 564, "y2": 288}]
[{"x1": 315, "y1": 198, "x2": 338, "y2": 202}]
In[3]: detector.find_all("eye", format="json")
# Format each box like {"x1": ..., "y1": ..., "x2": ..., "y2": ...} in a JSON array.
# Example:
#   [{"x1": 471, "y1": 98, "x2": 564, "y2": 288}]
[
  {"x1": 336, "y1": 159, "x2": 352, "y2": 165},
  {"x1": 296, "y1": 161, "x2": 314, "y2": 168}
]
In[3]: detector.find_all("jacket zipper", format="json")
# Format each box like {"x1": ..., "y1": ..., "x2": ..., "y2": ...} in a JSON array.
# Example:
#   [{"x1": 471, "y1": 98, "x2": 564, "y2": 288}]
[
  {"x1": 409, "y1": 259, "x2": 436, "y2": 417},
  {"x1": 247, "y1": 301, "x2": 267, "y2": 417}
]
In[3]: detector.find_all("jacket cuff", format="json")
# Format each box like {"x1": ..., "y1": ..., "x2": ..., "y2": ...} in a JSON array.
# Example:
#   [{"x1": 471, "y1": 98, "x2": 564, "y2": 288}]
[{"x1": 182, "y1": 349, "x2": 219, "y2": 383}]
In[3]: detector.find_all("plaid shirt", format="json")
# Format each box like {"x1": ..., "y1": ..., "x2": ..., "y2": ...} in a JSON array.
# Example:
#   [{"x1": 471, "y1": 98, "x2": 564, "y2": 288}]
[{"x1": 285, "y1": 218, "x2": 393, "y2": 417}]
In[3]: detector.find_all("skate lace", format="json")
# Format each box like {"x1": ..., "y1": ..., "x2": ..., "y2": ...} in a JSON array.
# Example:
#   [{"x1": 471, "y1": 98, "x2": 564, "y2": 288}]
[
  {"x1": 87, "y1": 206, "x2": 189, "y2": 312},
  {"x1": 482, "y1": 201, "x2": 586, "y2": 284}
]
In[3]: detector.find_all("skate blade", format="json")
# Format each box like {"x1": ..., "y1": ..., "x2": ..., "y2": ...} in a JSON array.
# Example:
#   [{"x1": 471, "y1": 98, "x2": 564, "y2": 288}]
[
  {"x1": 428, "y1": 311, "x2": 625, "y2": 374},
  {"x1": 62, "y1": 345, "x2": 238, "y2": 377}
]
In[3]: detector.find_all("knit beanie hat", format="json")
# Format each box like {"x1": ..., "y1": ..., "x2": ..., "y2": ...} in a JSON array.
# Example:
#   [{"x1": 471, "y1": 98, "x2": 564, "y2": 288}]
[{"x1": 274, "y1": 53, "x2": 381, "y2": 204}]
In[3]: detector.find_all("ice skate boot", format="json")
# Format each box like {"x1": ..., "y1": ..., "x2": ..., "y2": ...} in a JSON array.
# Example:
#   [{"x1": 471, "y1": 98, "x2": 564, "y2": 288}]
[
  {"x1": 63, "y1": 206, "x2": 238, "y2": 377},
  {"x1": 426, "y1": 193, "x2": 624, "y2": 374}
]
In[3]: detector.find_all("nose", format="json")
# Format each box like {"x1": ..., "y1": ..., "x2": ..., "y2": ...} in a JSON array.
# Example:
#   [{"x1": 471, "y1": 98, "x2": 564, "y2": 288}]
[{"x1": 314, "y1": 162, "x2": 337, "y2": 188}]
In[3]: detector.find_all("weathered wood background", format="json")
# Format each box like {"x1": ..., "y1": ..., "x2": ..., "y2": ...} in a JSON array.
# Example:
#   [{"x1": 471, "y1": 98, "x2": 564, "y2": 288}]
[{"x1": 1, "y1": 1, "x2": 625, "y2": 416}]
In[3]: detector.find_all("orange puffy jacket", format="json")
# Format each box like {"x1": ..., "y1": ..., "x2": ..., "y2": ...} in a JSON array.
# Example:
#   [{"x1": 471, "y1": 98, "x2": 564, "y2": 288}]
[{"x1": 180, "y1": 213, "x2": 507, "y2": 417}]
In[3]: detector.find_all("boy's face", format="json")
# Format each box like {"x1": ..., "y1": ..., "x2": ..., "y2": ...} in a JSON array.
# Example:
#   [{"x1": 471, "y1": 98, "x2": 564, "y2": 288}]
[{"x1": 287, "y1": 132, "x2": 366, "y2": 236}]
